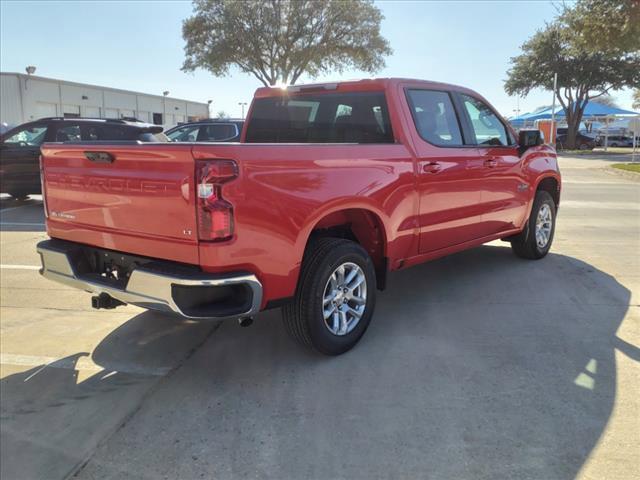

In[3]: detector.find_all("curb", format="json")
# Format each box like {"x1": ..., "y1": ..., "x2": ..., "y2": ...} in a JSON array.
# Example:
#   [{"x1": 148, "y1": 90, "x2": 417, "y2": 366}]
[{"x1": 603, "y1": 166, "x2": 640, "y2": 182}]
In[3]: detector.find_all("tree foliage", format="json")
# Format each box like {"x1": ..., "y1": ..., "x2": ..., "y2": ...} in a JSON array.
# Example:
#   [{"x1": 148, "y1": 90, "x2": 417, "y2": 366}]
[
  {"x1": 633, "y1": 90, "x2": 640, "y2": 110},
  {"x1": 505, "y1": 0, "x2": 640, "y2": 147},
  {"x1": 182, "y1": 0, "x2": 391, "y2": 87},
  {"x1": 562, "y1": 0, "x2": 640, "y2": 54}
]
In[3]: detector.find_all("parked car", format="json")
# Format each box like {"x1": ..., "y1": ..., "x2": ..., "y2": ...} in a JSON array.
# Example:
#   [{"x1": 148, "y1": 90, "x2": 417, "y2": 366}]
[
  {"x1": 165, "y1": 119, "x2": 244, "y2": 142},
  {"x1": 0, "y1": 117, "x2": 166, "y2": 199},
  {"x1": 37, "y1": 78, "x2": 561, "y2": 355},
  {"x1": 555, "y1": 132, "x2": 596, "y2": 150},
  {"x1": 595, "y1": 135, "x2": 634, "y2": 147}
]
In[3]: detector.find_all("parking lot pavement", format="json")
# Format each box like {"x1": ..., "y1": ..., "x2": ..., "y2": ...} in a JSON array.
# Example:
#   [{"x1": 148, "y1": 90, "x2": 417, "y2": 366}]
[{"x1": 1, "y1": 157, "x2": 638, "y2": 480}]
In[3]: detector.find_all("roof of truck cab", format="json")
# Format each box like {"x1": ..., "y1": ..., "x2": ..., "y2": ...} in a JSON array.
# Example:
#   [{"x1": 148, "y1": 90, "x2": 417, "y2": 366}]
[{"x1": 253, "y1": 78, "x2": 479, "y2": 98}]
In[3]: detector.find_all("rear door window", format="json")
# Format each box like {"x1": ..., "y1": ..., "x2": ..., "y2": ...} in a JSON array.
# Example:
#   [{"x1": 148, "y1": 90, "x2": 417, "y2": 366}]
[
  {"x1": 54, "y1": 124, "x2": 82, "y2": 142},
  {"x1": 198, "y1": 124, "x2": 239, "y2": 141},
  {"x1": 97, "y1": 125, "x2": 130, "y2": 140},
  {"x1": 245, "y1": 91, "x2": 394, "y2": 143},
  {"x1": 405, "y1": 90, "x2": 463, "y2": 146}
]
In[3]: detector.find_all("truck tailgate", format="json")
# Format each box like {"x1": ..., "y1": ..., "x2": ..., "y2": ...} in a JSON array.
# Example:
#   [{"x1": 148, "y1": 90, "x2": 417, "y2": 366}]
[{"x1": 40, "y1": 143, "x2": 199, "y2": 264}]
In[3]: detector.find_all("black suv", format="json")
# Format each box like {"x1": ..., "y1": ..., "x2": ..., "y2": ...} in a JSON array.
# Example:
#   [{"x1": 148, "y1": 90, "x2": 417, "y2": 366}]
[
  {"x1": 0, "y1": 118, "x2": 165, "y2": 199},
  {"x1": 165, "y1": 119, "x2": 244, "y2": 142}
]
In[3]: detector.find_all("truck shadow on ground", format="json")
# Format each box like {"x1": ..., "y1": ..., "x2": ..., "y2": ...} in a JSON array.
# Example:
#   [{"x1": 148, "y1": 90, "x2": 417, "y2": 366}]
[{"x1": 1, "y1": 245, "x2": 636, "y2": 479}]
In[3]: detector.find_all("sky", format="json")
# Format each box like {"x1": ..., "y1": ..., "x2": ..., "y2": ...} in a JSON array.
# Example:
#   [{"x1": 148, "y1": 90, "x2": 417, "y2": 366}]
[{"x1": 0, "y1": 0, "x2": 635, "y2": 119}]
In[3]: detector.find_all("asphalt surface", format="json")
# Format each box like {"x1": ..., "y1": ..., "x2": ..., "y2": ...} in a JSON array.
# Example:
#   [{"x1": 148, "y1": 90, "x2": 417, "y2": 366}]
[{"x1": 1, "y1": 155, "x2": 638, "y2": 480}]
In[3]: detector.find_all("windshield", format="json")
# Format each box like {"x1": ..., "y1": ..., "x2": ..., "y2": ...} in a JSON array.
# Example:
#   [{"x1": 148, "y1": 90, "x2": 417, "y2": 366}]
[{"x1": 3, "y1": 125, "x2": 47, "y2": 146}]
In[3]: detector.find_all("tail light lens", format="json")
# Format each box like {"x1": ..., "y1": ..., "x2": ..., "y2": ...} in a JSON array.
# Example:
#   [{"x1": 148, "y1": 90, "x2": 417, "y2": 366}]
[{"x1": 196, "y1": 160, "x2": 238, "y2": 241}]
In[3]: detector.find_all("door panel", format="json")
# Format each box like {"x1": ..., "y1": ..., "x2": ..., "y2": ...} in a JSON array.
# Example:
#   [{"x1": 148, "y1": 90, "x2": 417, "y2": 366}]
[
  {"x1": 456, "y1": 93, "x2": 529, "y2": 235},
  {"x1": 473, "y1": 147, "x2": 529, "y2": 234},
  {"x1": 403, "y1": 87, "x2": 486, "y2": 254},
  {"x1": 0, "y1": 124, "x2": 47, "y2": 194},
  {"x1": 417, "y1": 152, "x2": 485, "y2": 253}
]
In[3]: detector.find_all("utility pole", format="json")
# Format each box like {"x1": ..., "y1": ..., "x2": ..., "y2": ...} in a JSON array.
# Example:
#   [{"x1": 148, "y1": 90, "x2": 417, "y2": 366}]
[{"x1": 550, "y1": 73, "x2": 557, "y2": 145}]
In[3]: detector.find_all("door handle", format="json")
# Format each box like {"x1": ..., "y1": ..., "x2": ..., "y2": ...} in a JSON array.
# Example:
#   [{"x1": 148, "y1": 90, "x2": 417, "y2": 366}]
[
  {"x1": 423, "y1": 162, "x2": 441, "y2": 173},
  {"x1": 484, "y1": 158, "x2": 498, "y2": 168}
]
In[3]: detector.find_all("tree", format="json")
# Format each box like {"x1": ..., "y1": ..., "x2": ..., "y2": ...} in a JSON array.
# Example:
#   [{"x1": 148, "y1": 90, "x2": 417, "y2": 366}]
[
  {"x1": 182, "y1": 0, "x2": 391, "y2": 87},
  {"x1": 633, "y1": 90, "x2": 640, "y2": 110},
  {"x1": 216, "y1": 110, "x2": 230, "y2": 119},
  {"x1": 505, "y1": 1, "x2": 640, "y2": 148},
  {"x1": 562, "y1": 0, "x2": 640, "y2": 54}
]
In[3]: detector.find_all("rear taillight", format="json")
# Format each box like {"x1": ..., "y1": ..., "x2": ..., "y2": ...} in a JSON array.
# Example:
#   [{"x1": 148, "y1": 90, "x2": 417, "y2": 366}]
[
  {"x1": 196, "y1": 160, "x2": 238, "y2": 241},
  {"x1": 39, "y1": 154, "x2": 49, "y2": 218}
]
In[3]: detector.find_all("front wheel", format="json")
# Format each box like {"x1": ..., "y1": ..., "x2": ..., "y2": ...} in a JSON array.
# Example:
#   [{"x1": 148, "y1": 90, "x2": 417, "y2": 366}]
[
  {"x1": 282, "y1": 237, "x2": 377, "y2": 355},
  {"x1": 8, "y1": 192, "x2": 29, "y2": 201},
  {"x1": 511, "y1": 190, "x2": 556, "y2": 259}
]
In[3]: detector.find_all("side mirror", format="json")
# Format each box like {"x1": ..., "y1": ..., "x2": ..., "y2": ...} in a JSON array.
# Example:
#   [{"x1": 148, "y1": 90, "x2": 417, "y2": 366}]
[{"x1": 518, "y1": 129, "x2": 543, "y2": 155}]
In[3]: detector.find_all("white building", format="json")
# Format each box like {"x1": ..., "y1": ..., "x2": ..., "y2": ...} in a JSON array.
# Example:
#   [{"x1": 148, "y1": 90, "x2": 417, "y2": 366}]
[{"x1": 0, "y1": 72, "x2": 210, "y2": 129}]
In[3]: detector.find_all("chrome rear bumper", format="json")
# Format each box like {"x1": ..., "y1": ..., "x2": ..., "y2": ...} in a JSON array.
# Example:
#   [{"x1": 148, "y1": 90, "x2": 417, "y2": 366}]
[{"x1": 37, "y1": 240, "x2": 262, "y2": 320}]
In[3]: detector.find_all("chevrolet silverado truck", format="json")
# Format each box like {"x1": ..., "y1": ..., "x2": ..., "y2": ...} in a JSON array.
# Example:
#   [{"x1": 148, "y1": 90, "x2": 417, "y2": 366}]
[{"x1": 37, "y1": 78, "x2": 561, "y2": 355}]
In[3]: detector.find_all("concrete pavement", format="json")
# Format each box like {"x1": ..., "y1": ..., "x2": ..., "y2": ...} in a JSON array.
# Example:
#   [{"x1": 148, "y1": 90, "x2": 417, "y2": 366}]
[{"x1": 1, "y1": 156, "x2": 638, "y2": 480}]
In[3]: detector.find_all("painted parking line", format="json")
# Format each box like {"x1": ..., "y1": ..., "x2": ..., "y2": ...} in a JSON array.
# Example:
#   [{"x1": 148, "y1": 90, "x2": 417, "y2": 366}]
[
  {"x1": 0, "y1": 353, "x2": 171, "y2": 377},
  {"x1": 0, "y1": 264, "x2": 41, "y2": 270},
  {"x1": 0, "y1": 222, "x2": 45, "y2": 227},
  {"x1": 560, "y1": 200, "x2": 640, "y2": 210}
]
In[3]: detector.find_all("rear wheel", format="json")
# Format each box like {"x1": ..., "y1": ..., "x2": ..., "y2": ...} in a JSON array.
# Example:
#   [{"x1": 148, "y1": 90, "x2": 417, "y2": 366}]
[
  {"x1": 511, "y1": 190, "x2": 556, "y2": 259},
  {"x1": 282, "y1": 237, "x2": 377, "y2": 355}
]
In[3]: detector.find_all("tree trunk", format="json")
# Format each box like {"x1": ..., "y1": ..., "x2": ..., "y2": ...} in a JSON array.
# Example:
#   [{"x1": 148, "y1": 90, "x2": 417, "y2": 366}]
[
  {"x1": 565, "y1": 118, "x2": 580, "y2": 149},
  {"x1": 564, "y1": 105, "x2": 585, "y2": 150}
]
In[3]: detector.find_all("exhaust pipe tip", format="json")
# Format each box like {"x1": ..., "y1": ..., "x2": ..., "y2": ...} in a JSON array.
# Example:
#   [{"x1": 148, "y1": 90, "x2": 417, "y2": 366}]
[
  {"x1": 238, "y1": 317, "x2": 253, "y2": 327},
  {"x1": 91, "y1": 292, "x2": 125, "y2": 310}
]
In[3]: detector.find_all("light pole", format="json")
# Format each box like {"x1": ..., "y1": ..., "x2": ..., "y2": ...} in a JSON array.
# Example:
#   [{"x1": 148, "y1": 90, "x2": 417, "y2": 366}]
[
  {"x1": 550, "y1": 73, "x2": 557, "y2": 145},
  {"x1": 208, "y1": 100, "x2": 213, "y2": 119},
  {"x1": 162, "y1": 91, "x2": 169, "y2": 126},
  {"x1": 23, "y1": 66, "x2": 36, "y2": 121},
  {"x1": 238, "y1": 102, "x2": 248, "y2": 119}
]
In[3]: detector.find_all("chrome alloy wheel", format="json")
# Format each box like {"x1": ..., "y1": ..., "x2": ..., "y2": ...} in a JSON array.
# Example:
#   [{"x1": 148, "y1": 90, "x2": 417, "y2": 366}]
[
  {"x1": 535, "y1": 203, "x2": 553, "y2": 249},
  {"x1": 322, "y1": 262, "x2": 367, "y2": 336}
]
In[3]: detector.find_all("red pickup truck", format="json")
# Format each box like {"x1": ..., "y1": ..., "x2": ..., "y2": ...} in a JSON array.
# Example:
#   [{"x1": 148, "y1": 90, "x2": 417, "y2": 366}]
[{"x1": 37, "y1": 78, "x2": 560, "y2": 355}]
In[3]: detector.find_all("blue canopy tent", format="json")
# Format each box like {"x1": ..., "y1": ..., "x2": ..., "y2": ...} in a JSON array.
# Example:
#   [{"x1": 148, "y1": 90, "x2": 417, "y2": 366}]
[{"x1": 509, "y1": 101, "x2": 639, "y2": 127}]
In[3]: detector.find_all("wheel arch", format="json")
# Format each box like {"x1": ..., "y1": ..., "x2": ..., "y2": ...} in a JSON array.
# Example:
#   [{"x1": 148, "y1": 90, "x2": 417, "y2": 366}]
[
  {"x1": 299, "y1": 203, "x2": 390, "y2": 290},
  {"x1": 535, "y1": 175, "x2": 561, "y2": 208}
]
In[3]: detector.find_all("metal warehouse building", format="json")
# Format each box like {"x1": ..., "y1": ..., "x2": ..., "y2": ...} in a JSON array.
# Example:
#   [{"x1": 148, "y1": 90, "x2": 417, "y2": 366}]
[{"x1": 0, "y1": 72, "x2": 210, "y2": 128}]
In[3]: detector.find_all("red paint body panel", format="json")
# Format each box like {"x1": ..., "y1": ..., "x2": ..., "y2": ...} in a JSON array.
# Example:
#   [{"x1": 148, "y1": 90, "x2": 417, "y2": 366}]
[{"x1": 40, "y1": 78, "x2": 561, "y2": 309}]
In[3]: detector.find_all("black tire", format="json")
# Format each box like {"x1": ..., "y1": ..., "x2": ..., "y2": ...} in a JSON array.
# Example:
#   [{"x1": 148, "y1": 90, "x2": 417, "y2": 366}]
[
  {"x1": 8, "y1": 192, "x2": 29, "y2": 201},
  {"x1": 511, "y1": 190, "x2": 556, "y2": 260},
  {"x1": 282, "y1": 237, "x2": 377, "y2": 355}
]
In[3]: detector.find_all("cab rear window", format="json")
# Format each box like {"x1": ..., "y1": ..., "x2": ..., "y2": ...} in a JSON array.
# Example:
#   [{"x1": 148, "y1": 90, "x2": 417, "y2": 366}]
[{"x1": 245, "y1": 92, "x2": 394, "y2": 144}]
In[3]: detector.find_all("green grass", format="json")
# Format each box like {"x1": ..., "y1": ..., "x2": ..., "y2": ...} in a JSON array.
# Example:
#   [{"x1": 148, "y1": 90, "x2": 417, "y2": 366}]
[
  {"x1": 611, "y1": 163, "x2": 640, "y2": 173},
  {"x1": 558, "y1": 147, "x2": 636, "y2": 155}
]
